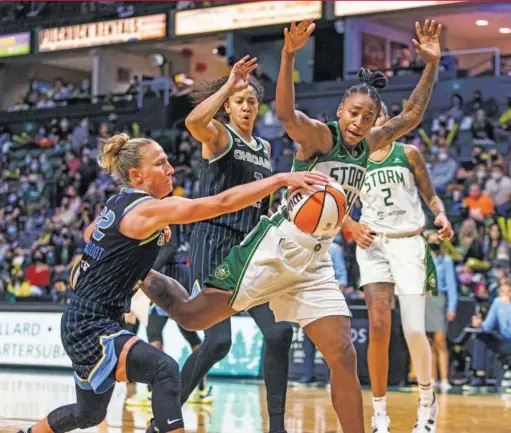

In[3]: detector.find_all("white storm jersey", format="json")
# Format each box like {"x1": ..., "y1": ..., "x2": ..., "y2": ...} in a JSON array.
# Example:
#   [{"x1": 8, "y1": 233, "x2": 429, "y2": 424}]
[
  {"x1": 359, "y1": 142, "x2": 425, "y2": 235},
  {"x1": 285, "y1": 121, "x2": 369, "y2": 239}
]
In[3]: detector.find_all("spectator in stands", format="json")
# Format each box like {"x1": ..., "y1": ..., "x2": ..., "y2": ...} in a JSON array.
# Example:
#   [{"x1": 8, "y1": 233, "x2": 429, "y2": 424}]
[
  {"x1": 439, "y1": 48, "x2": 458, "y2": 72},
  {"x1": 485, "y1": 164, "x2": 511, "y2": 215},
  {"x1": 468, "y1": 279, "x2": 511, "y2": 387},
  {"x1": 469, "y1": 90, "x2": 485, "y2": 113},
  {"x1": 430, "y1": 147, "x2": 458, "y2": 193},
  {"x1": 454, "y1": 218, "x2": 484, "y2": 263},
  {"x1": 472, "y1": 108, "x2": 495, "y2": 144},
  {"x1": 7, "y1": 269, "x2": 32, "y2": 298},
  {"x1": 8, "y1": 97, "x2": 29, "y2": 112},
  {"x1": 446, "y1": 93, "x2": 464, "y2": 122},
  {"x1": 391, "y1": 46, "x2": 420, "y2": 75},
  {"x1": 426, "y1": 231, "x2": 458, "y2": 393},
  {"x1": 463, "y1": 183, "x2": 495, "y2": 222},
  {"x1": 25, "y1": 250, "x2": 50, "y2": 292},
  {"x1": 498, "y1": 94, "x2": 511, "y2": 131},
  {"x1": 484, "y1": 223, "x2": 510, "y2": 263},
  {"x1": 36, "y1": 94, "x2": 56, "y2": 110}
]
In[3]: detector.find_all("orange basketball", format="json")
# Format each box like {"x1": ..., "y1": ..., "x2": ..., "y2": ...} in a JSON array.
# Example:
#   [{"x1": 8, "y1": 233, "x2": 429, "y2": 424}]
[{"x1": 287, "y1": 182, "x2": 347, "y2": 237}]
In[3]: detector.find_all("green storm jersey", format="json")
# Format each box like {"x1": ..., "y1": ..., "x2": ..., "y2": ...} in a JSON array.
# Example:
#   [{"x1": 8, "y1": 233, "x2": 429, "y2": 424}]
[
  {"x1": 359, "y1": 141, "x2": 425, "y2": 234},
  {"x1": 289, "y1": 121, "x2": 369, "y2": 237}
]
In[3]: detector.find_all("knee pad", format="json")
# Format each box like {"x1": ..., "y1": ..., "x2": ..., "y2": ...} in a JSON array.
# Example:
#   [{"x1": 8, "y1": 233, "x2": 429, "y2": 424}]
[
  {"x1": 74, "y1": 408, "x2": 107, "y2": 429},
  {"x1": 205, "y1": 333, "x2": 232, "y2": 360},
  {"x1": 153, "y1": 355, "x2": 181, "y2": 396},
  {"x1": 264, "y1": 323, "x2": 293, "y2": 350}
]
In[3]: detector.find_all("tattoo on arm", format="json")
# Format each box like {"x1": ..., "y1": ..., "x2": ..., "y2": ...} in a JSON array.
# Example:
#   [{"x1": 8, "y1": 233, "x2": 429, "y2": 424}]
[
  {"x1": 406, "y1": 145, "x2": 445, "y2": 216},
  {"x1": 369, "y1": 61, "x2": 438, "y2": 151}
]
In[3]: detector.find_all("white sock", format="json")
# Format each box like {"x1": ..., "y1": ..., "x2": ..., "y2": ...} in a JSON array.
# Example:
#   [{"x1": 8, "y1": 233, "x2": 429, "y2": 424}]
[
  {"x1": 372, "y1": 395, "x2": 387, "y2": 416},
  {"x1": 419, "y1": 382, "x2": 434, "y2": 406}
]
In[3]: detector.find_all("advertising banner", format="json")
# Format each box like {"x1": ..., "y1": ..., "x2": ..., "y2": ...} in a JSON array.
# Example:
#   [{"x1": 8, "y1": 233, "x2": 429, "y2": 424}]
[
  {"x1": 38, "y1": 14, "x2": 167, "y2": 52},
  {"x1": 175, "y1": 1, "x2": 322, "y2": 36},
  {"x1": 0, "y1": 312, "x2": 263, "y2": 376},
  {"x1": 334, "y1": 1, "x2": 464, "y2": 17}
]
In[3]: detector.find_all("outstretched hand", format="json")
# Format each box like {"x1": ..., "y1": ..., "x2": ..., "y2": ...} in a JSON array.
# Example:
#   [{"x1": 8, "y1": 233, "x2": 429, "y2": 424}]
[
  {"x1": 413, "y1": 19, "x2": 442, "y2": 64},
  {"x1": 284, "y1": 171, "x2": 333, "y2": 193},
  {"x1": 226, "y1": 55, "x2": 258, "y2": 93},
  {"x1": 283, "y1": 19, "x2": 315, "y2": 54}
]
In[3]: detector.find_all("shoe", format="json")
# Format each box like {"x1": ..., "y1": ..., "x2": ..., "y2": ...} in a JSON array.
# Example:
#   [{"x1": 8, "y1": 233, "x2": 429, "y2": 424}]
[
  {"x1": 146, "y1": 419, "x2": 159, "y2": 433},
  {"x1": 126, "y1": 390, "x2": 152, "y2": 407},
  {"x1": 439, "y1": 380, "x2": 452, "y2": 393},
  {"x1": 371, "y1": 413, "x2": 391, "y2": 432},
  {"x1": 462, "y1": 376, "x2": 486, "y2": 390},
  {"x1": 268, "y1": 430, "x2": 288, "y2": 433},
  {"x1": 412, "y1": 396, "x2": 438, "y2": 433},
  {"x1": 290, "y1": 377, "x2": 318, "y2": 388},
  {"x1": 187, "y1": 385, "x2": 214, "y2": 404}
]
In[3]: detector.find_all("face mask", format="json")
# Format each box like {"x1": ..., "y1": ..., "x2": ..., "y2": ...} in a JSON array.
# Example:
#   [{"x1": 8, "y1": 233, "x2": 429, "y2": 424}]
[
  {"x1": 453, "y1": 190, "x2": 461, "y2": 201},
  {"x1": 476, "y1": 171, "x2": 486, "y2": 179},
  {"x1": 491, "y1": 172, "x2": 503, "y2": 181},
  {"x1": 439, "y1": 153, "x2": 448, "y2": 161},
  {"x1": 429, "y1": 243, "x2": 440, "y2": 252}
]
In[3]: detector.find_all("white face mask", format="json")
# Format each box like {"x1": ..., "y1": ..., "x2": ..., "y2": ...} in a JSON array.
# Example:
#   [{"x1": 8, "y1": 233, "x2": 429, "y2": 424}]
[
  {"x1": 491, "y1": 172, "x2": 503, "y2": 181},
  {"x1": 439, "y1": 153, "x2": 448, "y2": 161},
  {"x1": 476, "y1": 171, "x2": 486, "y2": 179}
]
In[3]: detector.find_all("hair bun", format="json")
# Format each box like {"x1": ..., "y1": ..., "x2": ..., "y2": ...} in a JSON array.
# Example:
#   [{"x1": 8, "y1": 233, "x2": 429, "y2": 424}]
[
  {"x1": 98, "y1": 133, "x2": 130, "y2": 172},
  {"x1": 357, "y1": 68, "x2": 388, "y2": 90}
]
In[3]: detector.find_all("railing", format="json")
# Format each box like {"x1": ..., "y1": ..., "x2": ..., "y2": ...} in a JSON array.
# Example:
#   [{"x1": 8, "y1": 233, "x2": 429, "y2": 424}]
[
  {"x1": 347, "y1": 47, "x2": 501, "y2": 81},
  {"x1": 439, "y1": 47, "x2": 501, "y2": 79},
  {"x1": 137, "y1": 78, "x2": 173, "y2": 109}
]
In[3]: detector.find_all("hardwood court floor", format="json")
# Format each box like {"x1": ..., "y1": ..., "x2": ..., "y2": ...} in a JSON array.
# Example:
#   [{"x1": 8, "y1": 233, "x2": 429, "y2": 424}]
[{"x1": 1, "y1": 369, "x2": 510, "y2": 433}]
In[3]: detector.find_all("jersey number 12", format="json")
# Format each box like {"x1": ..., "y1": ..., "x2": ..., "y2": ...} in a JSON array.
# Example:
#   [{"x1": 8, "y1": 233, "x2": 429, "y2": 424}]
[{"x1": 92, "y1": 207, "x2": 116, "y2": 241}]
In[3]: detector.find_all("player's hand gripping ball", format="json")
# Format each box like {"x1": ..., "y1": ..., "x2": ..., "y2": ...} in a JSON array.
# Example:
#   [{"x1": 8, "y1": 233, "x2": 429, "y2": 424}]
[{"x1": 287, "y1": 182, "x2": 347, "y2": 237}]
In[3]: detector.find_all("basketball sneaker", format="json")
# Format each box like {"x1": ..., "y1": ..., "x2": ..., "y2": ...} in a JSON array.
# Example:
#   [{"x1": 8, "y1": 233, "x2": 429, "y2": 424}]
[
  {"x1": 146, "y1": 419, "x2": 159, "y2": 433},
  {"x1": 372, "y1": 413, "x2": 391, "y2": 432},
  {"x1": 187, "y1": 385, "x2": 214, "y2": 404},
  {"x1": 412, "y1": 395, "x2": 438, "y2": 433}
]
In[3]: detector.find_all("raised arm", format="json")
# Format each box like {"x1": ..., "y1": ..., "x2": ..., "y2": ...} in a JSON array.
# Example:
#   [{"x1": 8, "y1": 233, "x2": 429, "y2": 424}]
[
  {"x1": 185, "y1": 56, "x2": 258, "y2": 154},
  {"x1": 276, "y1": 20, "x2": 333, "y2": 157},
  {"x1": 405, "y1": 145, "x2": 454, "y2": 240},
  {"x1": 367, "y1": 20, "x2": 442, "y2": 152},
  {"x1": 122, "y1": 171, "x2": 332, "y2": 239}
]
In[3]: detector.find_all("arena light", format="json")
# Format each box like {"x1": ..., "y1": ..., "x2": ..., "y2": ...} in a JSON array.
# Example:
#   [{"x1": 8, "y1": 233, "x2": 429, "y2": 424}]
[
  {"x1": 476, "y1": 20, "x2": 489, "y2": 26},
  {"x1": 499, "y1": 27, "x2": 511, "y2": 34}
]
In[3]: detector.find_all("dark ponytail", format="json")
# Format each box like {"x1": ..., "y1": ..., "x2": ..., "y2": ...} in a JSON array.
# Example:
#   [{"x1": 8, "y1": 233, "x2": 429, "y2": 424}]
[{"x1": 341, "y1": 67, "x2": 388, "y2": 112}]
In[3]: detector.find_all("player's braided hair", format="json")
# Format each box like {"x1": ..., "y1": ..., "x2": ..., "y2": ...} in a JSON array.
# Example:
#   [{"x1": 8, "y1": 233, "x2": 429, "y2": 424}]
[
  {"x1": 341, "y1": 68, "x2": 388, "y2": 114},
  {"x1": 190, "y1": 76, "x2": 264, "y2": 120}
]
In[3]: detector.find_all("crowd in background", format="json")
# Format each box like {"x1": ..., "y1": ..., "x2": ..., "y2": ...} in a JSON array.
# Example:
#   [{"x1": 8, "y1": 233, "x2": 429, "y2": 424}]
[{"x1": 1, "y1": 88, "x2": 510, "y2": 305}]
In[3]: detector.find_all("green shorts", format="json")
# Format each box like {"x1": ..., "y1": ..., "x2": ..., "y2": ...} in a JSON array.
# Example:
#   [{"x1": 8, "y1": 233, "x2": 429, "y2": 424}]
[{"x1": 205, "y1": 212, "x2": 351, "y2": 328}]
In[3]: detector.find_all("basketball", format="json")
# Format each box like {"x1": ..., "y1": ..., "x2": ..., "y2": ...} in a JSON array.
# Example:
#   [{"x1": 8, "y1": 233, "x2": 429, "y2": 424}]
[{"x1": 287, "y1": 182, "x2": 347, "y2": 237}]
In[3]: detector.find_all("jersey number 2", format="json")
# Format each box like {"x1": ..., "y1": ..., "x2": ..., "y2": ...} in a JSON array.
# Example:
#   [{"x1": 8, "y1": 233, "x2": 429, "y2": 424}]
[
  {"x1": 382, "y1": 188, "x2": 394, "y2": 207},
  {"x1": 92, "y1": 207, "x2": 116, "y2": 241},
  {"x1": 253, "y1": 172, "x2": 263, "y2": 208}
]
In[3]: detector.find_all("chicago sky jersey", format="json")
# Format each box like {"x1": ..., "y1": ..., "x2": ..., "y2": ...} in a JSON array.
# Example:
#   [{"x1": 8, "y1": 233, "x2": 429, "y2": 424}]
[
  {"x1": 196, "y1": 123, "x2": 272, "y2": 234},
  {"x1": 72, "y1": 188, "x2": 164, "y2": 312}
]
